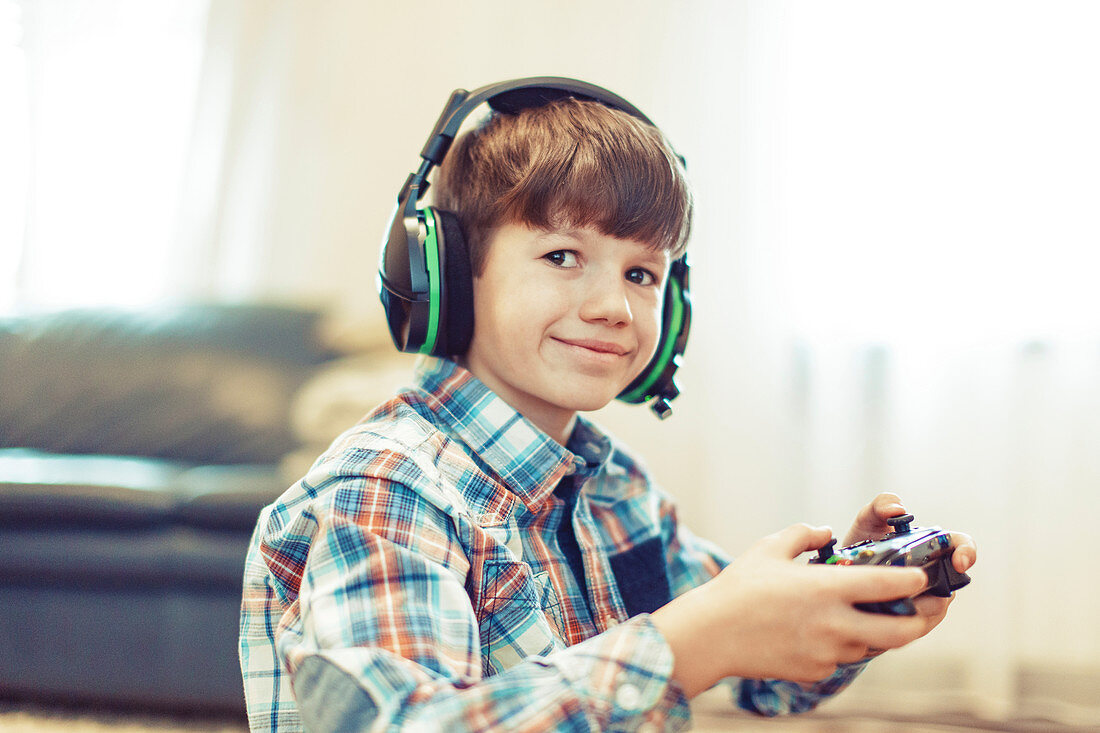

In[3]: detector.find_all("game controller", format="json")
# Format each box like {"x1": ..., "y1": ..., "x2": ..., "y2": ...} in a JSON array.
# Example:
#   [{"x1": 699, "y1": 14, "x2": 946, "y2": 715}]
[{"x1": 808, "y1": 514, "x2": 971, "y2": 615}]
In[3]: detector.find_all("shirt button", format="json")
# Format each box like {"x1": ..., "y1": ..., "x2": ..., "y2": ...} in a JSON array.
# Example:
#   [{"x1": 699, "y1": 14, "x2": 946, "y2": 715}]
[{"x1": 616, "y1": 683, "x2": 642, "y2": 711}]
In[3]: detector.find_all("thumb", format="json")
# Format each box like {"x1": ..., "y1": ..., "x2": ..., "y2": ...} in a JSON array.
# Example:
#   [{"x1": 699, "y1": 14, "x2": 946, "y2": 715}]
[{"x1": 756, "y1": 523, "x2": 834, "y2": 560}]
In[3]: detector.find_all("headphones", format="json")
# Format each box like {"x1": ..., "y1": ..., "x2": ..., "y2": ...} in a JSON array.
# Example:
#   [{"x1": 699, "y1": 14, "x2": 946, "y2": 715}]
[{"x1": 377, "y1": 77, "x2": 691, "y2": 419}]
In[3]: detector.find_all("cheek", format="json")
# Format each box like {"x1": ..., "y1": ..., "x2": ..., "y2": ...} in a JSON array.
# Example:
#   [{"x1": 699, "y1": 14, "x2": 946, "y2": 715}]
[
  {"x1": 473, "y1": 280, "x2": 538, "y2": 346},
  {"x1": 493, "y1": 281, "x2": 562, "y2": 325},
  {"x1": 640, "y1": 301, "x2": 664, "y2": 352}
]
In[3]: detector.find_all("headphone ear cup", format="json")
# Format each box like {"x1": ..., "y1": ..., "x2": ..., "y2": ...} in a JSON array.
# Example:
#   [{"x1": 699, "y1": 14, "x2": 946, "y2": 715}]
[
  {"x1": 432, "y1": 209, "x2": 475, "y2": 356},
  {"x1": 617, "y1": 257, "x2": 691, "y2": 411},
  {"x1": 379, "y1": 194, "x2": 436, "y2": 354}
]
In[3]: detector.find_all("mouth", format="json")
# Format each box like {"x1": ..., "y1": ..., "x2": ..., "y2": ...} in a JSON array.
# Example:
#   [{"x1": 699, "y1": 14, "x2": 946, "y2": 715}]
[{"x1": 553, "y1": 337, "x2": 631, "y2": 357}]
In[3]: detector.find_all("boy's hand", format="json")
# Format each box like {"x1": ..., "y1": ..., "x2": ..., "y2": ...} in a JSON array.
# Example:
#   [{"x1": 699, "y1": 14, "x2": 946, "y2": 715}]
[
  {"x1": 844, "y1": 492, "x2": 976, "y2": 579},
  {"x1": 842, "y1": 492, "x2": 977, "y2": 646},
  {"x1": 651, "y1": 523, "x2": 931, "y2": 696}
]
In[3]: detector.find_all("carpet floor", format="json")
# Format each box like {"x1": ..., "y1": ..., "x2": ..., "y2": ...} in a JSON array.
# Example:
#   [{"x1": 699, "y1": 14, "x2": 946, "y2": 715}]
[{"x1": 2, "y1": 700, "x2": 1097, "y2": 732}]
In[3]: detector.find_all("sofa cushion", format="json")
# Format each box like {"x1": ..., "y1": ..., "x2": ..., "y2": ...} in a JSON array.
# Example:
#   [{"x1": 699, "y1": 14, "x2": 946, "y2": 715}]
[
  {"x1": 0, "y1": 449, "x2": 284, "y2": 532},
  {"x1": 0, "y1": 450, "x2": 185, "y2": 529},
  {"x1": 0, "y1": 525, "x2": 252, "y2": 589},
  {"x1": 173, "y1": 463, "x2": 288, "y2": 531},
  {"x1": 0, "y1": 304, "x2": 336, "y2": 463}
]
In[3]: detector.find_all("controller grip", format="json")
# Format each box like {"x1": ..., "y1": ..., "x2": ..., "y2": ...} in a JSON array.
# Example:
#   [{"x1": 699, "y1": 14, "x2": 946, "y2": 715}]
[
  {"x1": 855, "y1": 598, "x2": 917, "y2": 616},
  {"x1": 924, "y1": 555, "x2": 972, "y2": 598}
]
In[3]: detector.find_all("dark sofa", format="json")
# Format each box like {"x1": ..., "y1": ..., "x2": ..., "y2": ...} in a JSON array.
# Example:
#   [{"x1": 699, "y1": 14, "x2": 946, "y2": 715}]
[{"x1": 0, "y1": 303, "x2": 339, "y2": 714}]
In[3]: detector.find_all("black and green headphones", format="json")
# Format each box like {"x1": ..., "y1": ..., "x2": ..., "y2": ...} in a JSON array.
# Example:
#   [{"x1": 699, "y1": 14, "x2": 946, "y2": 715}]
[{"x1": 377, "y1": 77, "x2": 691, "y2": 418}]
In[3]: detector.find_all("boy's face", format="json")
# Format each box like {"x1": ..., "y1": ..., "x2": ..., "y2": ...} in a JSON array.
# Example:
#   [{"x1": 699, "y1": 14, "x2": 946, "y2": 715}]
[{"x1": 464, "y1": 223, "x2": 669, "y2": 442}]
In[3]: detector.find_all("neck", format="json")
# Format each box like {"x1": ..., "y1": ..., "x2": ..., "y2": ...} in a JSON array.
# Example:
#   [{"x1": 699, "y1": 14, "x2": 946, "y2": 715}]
[
  {"x1": 455, "y1": 356, "x2": 578, "y2": 445},
  {"x1": 540, "y1": 411, "x2": 578, "y2": 447}
]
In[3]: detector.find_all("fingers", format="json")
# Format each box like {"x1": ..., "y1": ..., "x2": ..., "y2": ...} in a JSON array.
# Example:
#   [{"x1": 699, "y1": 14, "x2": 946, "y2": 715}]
[
  {"x1": 834, "y1": 565, "x2": 927, "y2": 604},
  {"x1": 844, "y1": 493, "x2": 907, "y2": 546},
  {"x1": 870, "y1": 492, "x2": 905, "y2": 519},
  {"x1": 950, "y1": 532, "x2": 977, "y2": 573},
  {"x1": 910, "y1": 593, "x2": 951, "y2": 619},
  {"x1": 837, "y1": 641, "x2": 875, "y2": 665},
  {"x1": 757, "y1": 523, "x2": 834, "y2": 560},
  {"x1": 844, "y1": 606, "x2": 929, "y2": 651}
]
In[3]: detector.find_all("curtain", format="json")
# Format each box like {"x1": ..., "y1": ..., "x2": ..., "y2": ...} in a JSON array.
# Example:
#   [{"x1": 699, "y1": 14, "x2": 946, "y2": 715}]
[
  {"x1": 648, "y1": 1, "x2": 1100, "y2": 722},
  {"x1": 8, "y1": 0, "x2": 1099, "y2": 722}
]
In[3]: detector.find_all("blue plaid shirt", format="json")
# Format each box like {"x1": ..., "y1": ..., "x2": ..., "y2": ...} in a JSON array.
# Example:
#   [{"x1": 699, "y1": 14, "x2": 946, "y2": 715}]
[{"x1": 239, "y1": 357, "x2": 866, "y2": 731}]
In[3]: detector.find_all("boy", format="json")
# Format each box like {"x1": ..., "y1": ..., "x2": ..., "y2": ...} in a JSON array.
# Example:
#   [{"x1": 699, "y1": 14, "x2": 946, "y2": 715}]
[{"x1": 239, "y1": 79, "x2": 977, "y2": 731}]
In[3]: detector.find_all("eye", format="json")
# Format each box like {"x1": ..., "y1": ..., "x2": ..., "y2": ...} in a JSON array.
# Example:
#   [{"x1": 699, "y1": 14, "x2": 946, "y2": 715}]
[
  {"x1": 544, "y1": 250, "x2": 579, "y2": 268},
  {"x1": 626, "y1": 267, "x2": 658, "y2": 286}
]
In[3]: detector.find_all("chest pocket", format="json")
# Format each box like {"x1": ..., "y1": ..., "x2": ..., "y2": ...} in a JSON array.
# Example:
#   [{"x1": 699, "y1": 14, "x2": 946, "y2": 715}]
[
  {"x1": 609, "y1": 536, "x2": 672, "y2": 616},
  {"x1": 478, "y1": 561, "x2": 563, "y2": 674}
]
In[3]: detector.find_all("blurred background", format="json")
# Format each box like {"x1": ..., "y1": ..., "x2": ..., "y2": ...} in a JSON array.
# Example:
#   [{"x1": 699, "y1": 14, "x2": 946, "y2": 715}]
[{"x1": 1, "y1": 0, "x2": 1098, "y2": 728}]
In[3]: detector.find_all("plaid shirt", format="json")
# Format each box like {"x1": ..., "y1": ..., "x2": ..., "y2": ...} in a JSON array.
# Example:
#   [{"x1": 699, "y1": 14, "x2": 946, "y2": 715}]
[{"x1": 240, "y1": 358, "x2": 866, "y2": 732}]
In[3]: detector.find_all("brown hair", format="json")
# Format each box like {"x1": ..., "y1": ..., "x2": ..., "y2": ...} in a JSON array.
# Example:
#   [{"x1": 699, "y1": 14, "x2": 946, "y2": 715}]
[{"x1": 432, "y1": 97, "x2": 693, "y2": 275}]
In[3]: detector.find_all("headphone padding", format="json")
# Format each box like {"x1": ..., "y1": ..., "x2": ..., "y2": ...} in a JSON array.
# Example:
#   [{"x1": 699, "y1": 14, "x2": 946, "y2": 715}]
[{"x1": 434, "y1": 209, "x2": 475, "y2": 355}]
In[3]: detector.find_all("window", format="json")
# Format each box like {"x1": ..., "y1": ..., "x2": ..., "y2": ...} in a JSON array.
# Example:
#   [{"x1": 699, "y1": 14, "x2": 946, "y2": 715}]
[
  {"x1": 3, "y1": 0, "x2": 208, "y2": 314},
  {"x1": 0, "y1": 0, "x2": 28, "y2": 313},
  {"x1": 755, "y1": 2, "x2": 1100, "y2": 345}
]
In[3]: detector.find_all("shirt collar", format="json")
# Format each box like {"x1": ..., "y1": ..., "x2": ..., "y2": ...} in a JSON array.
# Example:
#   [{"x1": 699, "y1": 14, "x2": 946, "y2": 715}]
[
  {"x1": 413, "y1": 357, "x2": 574, "y2": 511},
  {"x1": 564, "y1": 417, "x2": 611, "y2": 475},
  {"x1": 567, "y1": 416, "x2": 637, "y2": 505}
]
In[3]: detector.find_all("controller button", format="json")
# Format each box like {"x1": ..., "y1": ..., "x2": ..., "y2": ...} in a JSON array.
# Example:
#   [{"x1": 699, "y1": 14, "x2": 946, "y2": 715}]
[
  {"x1": 816, "y1": 538, "x2": 838, "y2": 562},
  {"x1": 887, "y1": 514, "x2": 915, "y2": 534}
]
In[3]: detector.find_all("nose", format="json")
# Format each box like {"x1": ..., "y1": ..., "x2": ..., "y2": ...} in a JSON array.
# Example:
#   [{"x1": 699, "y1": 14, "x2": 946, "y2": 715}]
[{"x1": 578, "y1": 271, "x2": 632, "y2": 326}]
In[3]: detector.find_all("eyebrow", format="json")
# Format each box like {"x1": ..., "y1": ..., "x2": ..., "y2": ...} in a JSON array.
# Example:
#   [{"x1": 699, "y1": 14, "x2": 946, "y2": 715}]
[{"x1": 532, "y1": 228, "x2": 585, "y2": 245}]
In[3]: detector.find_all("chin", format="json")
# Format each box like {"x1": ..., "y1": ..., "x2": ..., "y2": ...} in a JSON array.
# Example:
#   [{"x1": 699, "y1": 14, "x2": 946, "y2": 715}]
[
  {"x1": 552, "y1": 390, "x2": 620, "y2": 414},
  {"x1": 570, "y1": 399, "x2": 616, "y2": 413}
]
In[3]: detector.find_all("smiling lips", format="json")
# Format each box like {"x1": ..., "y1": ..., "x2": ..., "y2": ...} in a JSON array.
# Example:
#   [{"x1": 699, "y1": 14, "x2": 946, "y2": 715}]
[{"x1": 554, "y1": 337, "x2": 631, "y2": 357}]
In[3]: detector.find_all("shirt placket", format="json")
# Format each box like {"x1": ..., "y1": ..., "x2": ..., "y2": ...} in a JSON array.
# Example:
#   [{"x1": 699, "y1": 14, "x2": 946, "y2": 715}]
[{"x1": 571, "y1": 465, "x2": 629, "y2": 634}]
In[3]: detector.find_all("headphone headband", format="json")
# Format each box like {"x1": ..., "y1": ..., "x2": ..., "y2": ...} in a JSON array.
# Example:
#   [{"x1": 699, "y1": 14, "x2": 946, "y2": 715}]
[{"x1": 401, "y1": 77, "x2": 658, "y2": 206}]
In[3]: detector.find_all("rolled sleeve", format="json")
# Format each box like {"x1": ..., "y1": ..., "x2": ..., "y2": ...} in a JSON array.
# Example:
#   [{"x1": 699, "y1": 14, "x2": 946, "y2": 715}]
[
  {"x1": 545, "y1": 614, "x2": 690, "y2": 731},
  {"x1": 733, "y1": 659, "x2": 871, "y2": 716}
]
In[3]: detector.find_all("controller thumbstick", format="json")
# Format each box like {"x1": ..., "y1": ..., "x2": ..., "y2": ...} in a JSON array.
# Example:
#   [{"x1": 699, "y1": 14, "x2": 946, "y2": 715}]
[
  {"x1": 817, "y1": 538, "x2": 838, "y2": 562},
  {"x1": 887, "y1": 514, "x2": 915, "y2": 534}
]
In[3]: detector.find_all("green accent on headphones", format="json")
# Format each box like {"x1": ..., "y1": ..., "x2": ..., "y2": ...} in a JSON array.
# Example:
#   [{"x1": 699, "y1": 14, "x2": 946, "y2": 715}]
[
  {"x1": 618, "y1": 274, "x2": 685, "y2": 403},
  {"x1": 419, "y1": 208, "x2": 442, "y2": 355}
]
